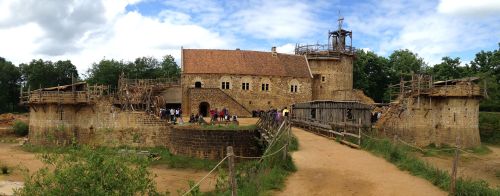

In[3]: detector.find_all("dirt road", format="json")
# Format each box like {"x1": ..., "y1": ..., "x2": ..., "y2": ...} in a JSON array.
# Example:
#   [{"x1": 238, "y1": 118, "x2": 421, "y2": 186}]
[{"x1": 277, "y1": 128, "x2": 446, "y2": 196}]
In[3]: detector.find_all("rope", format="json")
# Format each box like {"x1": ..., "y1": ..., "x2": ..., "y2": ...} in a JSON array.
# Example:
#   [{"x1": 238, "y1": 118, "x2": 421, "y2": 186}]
[
  {"x1": 182, "y1": 155, "x2": 229, "y2": 196},
  {"x1": 234, "y1": 144, "x2": 289, "y2": 159},
  {"x1": 360, "y1": 131, "x2": 384, "y2": 141},
  {"x1": 397, "y1": 138, "x2": 426, "y2": 152}
]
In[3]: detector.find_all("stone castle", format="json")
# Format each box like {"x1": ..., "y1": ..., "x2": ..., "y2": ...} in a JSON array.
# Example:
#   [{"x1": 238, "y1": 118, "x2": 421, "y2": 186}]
[{"x1": 181, "y1": 22, "x2": 372, "y2": 117}]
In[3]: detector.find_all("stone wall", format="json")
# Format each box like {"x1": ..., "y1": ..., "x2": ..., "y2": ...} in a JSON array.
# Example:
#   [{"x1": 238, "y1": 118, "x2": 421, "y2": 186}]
[
  {"x1": 28, "y1": 99, "x2": 262, "y2": 160},
  {"x1": 308, "y1": 56, "x2": 353, "y2": 100},
  {"x1": 377, "y1": 96, "x2": 481, "y2": 148},
  {"x1": 187, "y1": 88, "x2": 252, "y2": 117},
  {"x1": 181, "y1": 73, "x2": 312, "y2": 116},
  {"x1": 169, "y1": 128, "x2": 261, "y2": 159}
]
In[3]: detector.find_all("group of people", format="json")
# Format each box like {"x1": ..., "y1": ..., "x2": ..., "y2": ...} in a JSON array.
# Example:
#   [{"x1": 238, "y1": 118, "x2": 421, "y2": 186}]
[
  {"x1": 263, "y1": 107, "x2": 290, "y2": 124},
  {"x1": 209, "y1": 108, "x2": 238, "y2": 122},
  {"x1": 187, "y1": 107, "x2": 238, "y2": 124},
  {"x1": 160, "y1": 108, "x2": 183, "y2": 124}
]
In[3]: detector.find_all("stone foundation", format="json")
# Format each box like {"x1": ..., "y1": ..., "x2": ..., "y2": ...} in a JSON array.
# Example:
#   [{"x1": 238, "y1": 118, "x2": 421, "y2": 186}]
[{"x1": 28, "y1": 99, "x2": 262, "y2": 160}]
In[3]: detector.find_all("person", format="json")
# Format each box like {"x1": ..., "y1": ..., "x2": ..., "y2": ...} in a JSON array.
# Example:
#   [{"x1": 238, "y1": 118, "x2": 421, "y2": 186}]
[
  {"x1": 166, "y1": 108, "x2": 171, "y2": 122},
  {"x1": 282, "y1": 107, "x2": 289, "y2": 117},
  {"x1": 189, "y1": 113, "x2": 196, "y2": 123},
  {"x1": 170, "y1": 108, "x2": 175, "y2": 122},
  {"x1": 232, "y1": 115, "x2": 238, "y2": 122},
  {"x1": 219, "y1": 110, "x2": 224, "y2": 121}
]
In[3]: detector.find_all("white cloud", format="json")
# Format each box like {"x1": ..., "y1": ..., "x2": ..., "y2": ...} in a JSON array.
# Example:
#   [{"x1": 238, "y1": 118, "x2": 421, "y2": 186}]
[
  {"x1": 231, "y1": 1, "x2": 321, "y2": 39},
  {"x1": 0, "y1": 0, "x2": 230, "y2": 75},
  {"x1": 346, "y1": 0, "x2": 500, "y2": 65},
  {"x1": 276, "y1": 43, "x2": 295, "y2": 54},
  {"x1": 438, "y1": 0, "x2": 500, "y2": 17}
]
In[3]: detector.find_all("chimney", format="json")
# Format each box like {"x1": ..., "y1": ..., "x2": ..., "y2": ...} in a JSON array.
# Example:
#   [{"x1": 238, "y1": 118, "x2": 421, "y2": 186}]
[{"x1": 271, "y1": 46, "x2": 277, "y2": 57}]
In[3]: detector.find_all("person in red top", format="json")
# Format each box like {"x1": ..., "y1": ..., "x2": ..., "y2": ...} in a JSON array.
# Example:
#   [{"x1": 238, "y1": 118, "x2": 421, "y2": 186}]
[{"x1": 219, "y1": 110, "x2": 224, "y2": 121}]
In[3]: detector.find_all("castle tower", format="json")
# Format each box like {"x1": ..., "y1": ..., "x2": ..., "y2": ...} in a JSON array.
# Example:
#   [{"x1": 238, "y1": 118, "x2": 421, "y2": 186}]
[{"x1": 295, "y1": 17, "x2": 354, "y2": 100}]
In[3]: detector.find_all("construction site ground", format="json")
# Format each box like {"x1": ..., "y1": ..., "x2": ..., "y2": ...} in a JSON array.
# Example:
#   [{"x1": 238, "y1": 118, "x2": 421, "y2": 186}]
[
  {"x1": 1, "y1": 116, "x2": 498, "y2": 195},
  {"x1": 418, "y1": 146, "x2": 500, "y2": 188},
  {"x1": 0, "y1": 142, "x2": 217, "y2": 195}
]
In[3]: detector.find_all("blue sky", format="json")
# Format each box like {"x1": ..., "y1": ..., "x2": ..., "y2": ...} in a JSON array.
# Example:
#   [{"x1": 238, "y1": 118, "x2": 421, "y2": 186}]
[{"x1": 0, "y1": 0, "x2": 499, "y2": 75}]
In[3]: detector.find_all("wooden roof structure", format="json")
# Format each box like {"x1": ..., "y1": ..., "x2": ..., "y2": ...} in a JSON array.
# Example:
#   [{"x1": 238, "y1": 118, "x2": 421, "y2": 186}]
[{"x1": 182, "y1": 49, "x2": 312, "y2": 78}]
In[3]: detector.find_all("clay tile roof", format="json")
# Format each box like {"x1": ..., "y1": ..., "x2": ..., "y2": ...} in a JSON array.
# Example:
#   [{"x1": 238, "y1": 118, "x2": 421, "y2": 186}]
[{"x1": 182, "y1": 49, "x2": 312, "y2": 78}]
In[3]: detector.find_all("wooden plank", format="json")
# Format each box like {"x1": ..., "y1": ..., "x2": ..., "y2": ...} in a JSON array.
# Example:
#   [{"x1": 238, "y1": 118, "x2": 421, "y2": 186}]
[
  {"x1": 343, "y1": 132, "x2": 360, "y2": 138},
  {"x1": 340, "y1": 140, "x2": 360, "y2": 148}
]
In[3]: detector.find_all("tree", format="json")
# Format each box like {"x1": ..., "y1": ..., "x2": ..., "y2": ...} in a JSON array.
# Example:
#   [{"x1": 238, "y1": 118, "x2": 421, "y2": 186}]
[
  {"x1": 16, "y1": 147, "x2": 160, "y2": 195},
  {"x1": 54, "y1": 60, "x2": 79, "y2": 85},
  {"x1": 0, "y1": 57, "x2": 21, "y2": 113},
  {"x1": 85, "y1": 55, "x2": 180, "y2": 88},
  {"x1": 388, "y1": 49, "x2": 427, "y2": 78},
  {"x1": 354, "y1": 50, "x2": 391, "y2": 102},
  {"x1": 20, "y1": 59, "x2": 78, "y2": 89},
  {"x1": 86, "y1": 59, "x2": 129, "y2": 88},
  {"x1": 428, "y1": 57, "x2": 472, "y2": 81}
]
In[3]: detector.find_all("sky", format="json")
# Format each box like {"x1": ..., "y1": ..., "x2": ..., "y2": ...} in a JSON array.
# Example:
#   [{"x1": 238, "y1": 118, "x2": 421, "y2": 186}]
[{"x1": 0, "y1": 0, "x2": 499, "y2": 77}]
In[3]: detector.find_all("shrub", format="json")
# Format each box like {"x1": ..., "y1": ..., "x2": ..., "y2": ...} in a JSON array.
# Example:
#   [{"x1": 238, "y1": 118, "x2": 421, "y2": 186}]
[
  {"x1": 15, "y1": 147, "x2": 160, "y2": 195},
  {"x1": 479, "y1": 112, "x2": 500, "y2": 145},
  {"x1": 1, "y1": 165, "x2": 9, "y2": 174},
  {"x1": 12, "y1": 120, "x2": 28, "y2": 137}
]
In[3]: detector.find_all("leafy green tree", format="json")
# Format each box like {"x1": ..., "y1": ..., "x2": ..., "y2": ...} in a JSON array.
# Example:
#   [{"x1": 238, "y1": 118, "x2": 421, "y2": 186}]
[
  {"x1": 160, "y1": 55, "x2": 181, "y2": 78},
  {"x1": 354, "y1": 50, "x2": 390, "y2": 102},
  {"x1": 388, "y1": 49, "x2": 427, "y2": 78},
  {"x1": 0, "y1": 57, "x2": 21, "y2": 113},
  {"x1": 20, "y1": 59, "x2": 78, "y2": 89},
  {"x1": 468, "y1": 44, "x2": 500, "y2": 111},
  {"x1": 86, "y1": 59, "x2": 129, "y2": 88},
  {"x1": 86, "y1": 55, "x2": 180, "y2": 88},
  {"x1": 428, "y1": 57, "x2": 472, "y2": 81},
  {"x1": 54, "y1": 60, "x2": 79, "y2": 85},
  {"x1": 16, "y1": 147, "x2": 160, "y2": 195}
]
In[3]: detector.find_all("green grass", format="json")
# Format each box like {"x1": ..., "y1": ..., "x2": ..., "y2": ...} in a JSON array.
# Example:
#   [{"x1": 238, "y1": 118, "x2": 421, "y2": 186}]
[
  {"x1": 148, "y1": 147, "x2": 217, "y2": 170},
  {"x1": 204, "y1": 133, "x2": 298, "y2": 196},
  {"x1": 361, "y1": 135, "x2": 500, "y2": 195},
  {"x1": 176, "y1": 123, "x2": 258, "y2": 131},
  {"x1": 21, "y1": 144, "x2": 217, "y2": 171},
  {"x1": 479, "y1": 112, "x2": 500, "y2": 145}
]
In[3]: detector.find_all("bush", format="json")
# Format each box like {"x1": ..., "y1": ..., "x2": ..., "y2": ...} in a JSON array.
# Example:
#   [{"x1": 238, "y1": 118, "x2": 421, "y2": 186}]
[
  {"x1": 12, "y1": 120, "x2": 28, "y2": 137},
  {"x1": 479, "y1": 112, "x2": 500, "y2": 145},
  {"x1": 1, "y1": 165, "x2": 9, "y2": 175},
  {"x1": 15, "y1": 146, "x2": 160, "y2": 195}
]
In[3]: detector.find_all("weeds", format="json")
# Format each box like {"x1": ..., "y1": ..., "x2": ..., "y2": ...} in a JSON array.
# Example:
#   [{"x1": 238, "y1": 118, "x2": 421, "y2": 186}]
[
  {"x1": 1, "y1": 165, "x2": 10, "y2": 175},
  {"x1": 361, "y1": 135, "x2": 500, "y2": 195},
  {"x1": 12, "y1": 120, "x2": 28, "y2": 137}
]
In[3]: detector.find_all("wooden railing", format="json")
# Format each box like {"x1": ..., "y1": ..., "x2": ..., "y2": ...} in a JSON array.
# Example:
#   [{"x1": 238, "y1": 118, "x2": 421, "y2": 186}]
[{"x1": 23, "y1": 91, "x2": 92, "y2": 104}]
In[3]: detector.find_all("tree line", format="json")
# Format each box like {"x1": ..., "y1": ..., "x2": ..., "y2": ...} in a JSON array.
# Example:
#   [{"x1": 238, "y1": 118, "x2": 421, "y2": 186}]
[
  {"x1": 0, "y1": 45, "x2": 498, "y2": 113},
  {"x1": 0, "y1": 55, "x2": 180, "y2": 113},
  {"x1": 354, "y1": 44, "x2": 499, "y2": 111}
]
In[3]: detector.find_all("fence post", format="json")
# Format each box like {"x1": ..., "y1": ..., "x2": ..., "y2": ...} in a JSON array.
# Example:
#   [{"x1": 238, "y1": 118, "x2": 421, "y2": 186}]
[
  {"x1": 227, "y1": 146, "x2": 237, "y2": 196},
  {"x1": 358, "y1": 118, "x2": 361, "y2": 146},
  {"x1": 450, "y1": 136, "x2": 460, "y2": 195},
  {"x1": 283, "y1": 120, "x2": 289, "y2": 160}
]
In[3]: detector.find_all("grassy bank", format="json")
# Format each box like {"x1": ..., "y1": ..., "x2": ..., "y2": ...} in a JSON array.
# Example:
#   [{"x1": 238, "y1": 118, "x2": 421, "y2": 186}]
[
  {"x1": 203, "y1": 134, "x2": 298, "y2": 196},
  {"x1": 21, "y1": 144, "x2": 217, "y2": 171},
  {"x1": 479, "y1": 112, "x2": 500, "y2": 145},
  {"x1": 361, "y1": 135, "x2": 500, "y2": 195}
]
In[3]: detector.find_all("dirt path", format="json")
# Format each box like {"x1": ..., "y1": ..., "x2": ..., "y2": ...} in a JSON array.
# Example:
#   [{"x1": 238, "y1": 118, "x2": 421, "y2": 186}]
[{"x1": 277, "y1": 128, "x2": 446, "y2": 196}]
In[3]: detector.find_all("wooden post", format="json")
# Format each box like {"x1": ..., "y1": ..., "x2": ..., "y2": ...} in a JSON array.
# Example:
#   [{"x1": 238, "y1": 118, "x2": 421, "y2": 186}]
[
  {"x1": 227, "y1": 146, "x2": 237, "y2": 196},
  {"x1": 358, "y1": 118, "x2": 361, "y2": 146},
  {"x1": 450, "y1": 136, "x2": 460, "y2": 195}
]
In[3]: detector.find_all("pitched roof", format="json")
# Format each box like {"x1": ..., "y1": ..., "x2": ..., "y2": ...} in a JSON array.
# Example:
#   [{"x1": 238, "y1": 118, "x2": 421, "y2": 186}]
[{"x1": 182, "y1": 49, "x2": 312, "y2": 78}]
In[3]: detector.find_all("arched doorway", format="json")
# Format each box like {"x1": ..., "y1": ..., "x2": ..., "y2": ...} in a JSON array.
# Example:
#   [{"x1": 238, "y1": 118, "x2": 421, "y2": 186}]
[
  {"x1": 195, "y1": 82, "x2": 202, "y2": 88},
  {"x1": 199, "y1": 102, "x2": 210, "y2": 117}
]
